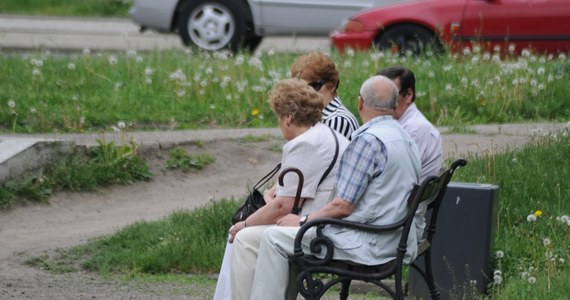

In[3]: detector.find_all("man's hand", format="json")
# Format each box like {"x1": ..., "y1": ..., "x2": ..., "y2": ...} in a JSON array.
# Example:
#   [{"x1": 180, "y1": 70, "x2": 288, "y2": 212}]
[
  {"x1": 228, "y1": 221, "x2": 246, "y2": 243},
  {"x1": 277, "y1": 214, "x2": 301, "y2": 227}
]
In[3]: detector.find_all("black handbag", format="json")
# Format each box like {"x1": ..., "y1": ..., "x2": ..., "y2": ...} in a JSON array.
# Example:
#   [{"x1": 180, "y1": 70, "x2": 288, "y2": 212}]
[
  {"x1": 231, "y1": 163, "x2": 281, "y2": 224},
  {"x1": 231, "y1": 127, "x2": 339, "y2": 224}
]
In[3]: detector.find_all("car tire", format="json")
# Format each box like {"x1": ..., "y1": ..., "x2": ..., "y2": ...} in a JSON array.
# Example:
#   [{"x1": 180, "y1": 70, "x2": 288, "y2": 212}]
[
  {"x1": 178, "y1": 0, "x2": 247, "y2": 52},
  {"x1": 376, "y1": 24, "x2": 441, "y2": 55}
]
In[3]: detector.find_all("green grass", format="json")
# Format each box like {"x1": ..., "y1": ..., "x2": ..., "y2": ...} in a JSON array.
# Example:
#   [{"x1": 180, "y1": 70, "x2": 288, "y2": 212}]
[
  {"x1": 32, "y1": 130, "x2": 569, "y2": 298},
  {"x1": 1, "y1": 50, "x2": 569, "y2": 134},
  {"x1": 0, "y1": 0, "x2": 131, "y2": 17},
  {"x1": 166, "y1": 147, "x2": 216, "y2": 172}
]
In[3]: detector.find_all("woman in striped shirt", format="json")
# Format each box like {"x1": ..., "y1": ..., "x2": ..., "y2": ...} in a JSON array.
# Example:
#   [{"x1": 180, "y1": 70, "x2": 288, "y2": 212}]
[{"x1": 290, "y1": 51, "x2": 360, "y2": 140}]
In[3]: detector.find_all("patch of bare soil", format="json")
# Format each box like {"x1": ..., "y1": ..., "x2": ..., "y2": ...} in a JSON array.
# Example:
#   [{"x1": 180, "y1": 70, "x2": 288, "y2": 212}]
[{"x1": 0, "y1": 138, "x2": 283, "y2": 299}]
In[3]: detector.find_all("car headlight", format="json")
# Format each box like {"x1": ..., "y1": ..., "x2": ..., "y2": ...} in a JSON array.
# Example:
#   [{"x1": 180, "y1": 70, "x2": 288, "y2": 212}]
[{"x1": 339, "y1": 19, "x2": 364, "y2": 33}]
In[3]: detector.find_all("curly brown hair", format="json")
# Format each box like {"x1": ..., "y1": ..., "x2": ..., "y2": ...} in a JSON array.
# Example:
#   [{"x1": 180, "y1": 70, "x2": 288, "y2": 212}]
[
  {"x1": 269, "y1": 78, "x2": 323, "y2": 126},
  {"x1": 290, "y1": 51, "x2": 340, "y2": 93}
]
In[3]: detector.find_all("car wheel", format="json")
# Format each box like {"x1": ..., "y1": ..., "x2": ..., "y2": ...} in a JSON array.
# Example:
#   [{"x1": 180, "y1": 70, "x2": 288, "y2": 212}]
[
  {"x1": 376, "y1": 24, "x2": 441, "y2": 56},
  {"x1": 178, "y1": 0, "x2": 247, "y2": 52}
]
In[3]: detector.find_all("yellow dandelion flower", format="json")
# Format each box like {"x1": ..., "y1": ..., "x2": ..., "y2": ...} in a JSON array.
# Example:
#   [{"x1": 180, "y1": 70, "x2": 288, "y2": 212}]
[
  {"x1": 534, "y1": 210, "x2": 543, "y2": 217},
  {"x1": 251, "y1": 108, "x2": 260, "y2": 117}
]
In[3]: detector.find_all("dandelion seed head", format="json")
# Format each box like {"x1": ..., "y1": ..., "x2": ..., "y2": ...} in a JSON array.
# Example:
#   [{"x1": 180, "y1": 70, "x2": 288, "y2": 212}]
[
  {"x1": 543, "y1": 238, "x2": 551, "y2": 246},
  {"x1": 537, "y1": 67, "x2": 545, "y2": 75},
  {"x1": 82, "y1": 48, "x2": 91, "y2": 55},
  {"x1": 347, "y1": 48, "x2": 355, "y2": 57},
  {"x1": 145, "y1": 78, "x2": 152, "y2": 85},
  {"x1": 117, "y1": 121, "x2": 126, "y2": 129},
  {"x1": 521, "y1": 271, "x2": 529, "y2": 278},
  {"x1": 545, "y1": 251, "x2": 553, "y2": 259},
  {"x1": 30, "y1": 107, "x2": 37, "y2": 114},
  {"x1": 522, "y1": 49, "x2": 531, "y2": 57},
  {"x1": 527, "y1": 214, "x2": 537, "y2": 222},
  {"x1": 32, "y1": 68, "x2": 41, "y2": 76},
  {"x1": 560, "y1": 215, "x2": 569, "y2": 222},
  {"x1": 145, "y1": 67, "x2": 154, "y2": 76},
  {"x1": 528, "y1": 276, "x2": 536, "y2": 284},
  {"x1": 493, "y1": 274, "x2": 502, "y2": 285},
  {"x1": 495, "y1": 250, "x2": 504, "y2": 258},
  {"x1": 108, "y1": 56, "x2": 118, "y2": 65},
  {"x1": 176, "y1": 90, "x2": 186, "y2": 97},
  {"x1": 127, "y1": 50, "x2": 137, "y2": 57},
  {"x1": 463, "y1": 48, "x2": 472, "y2": 56},
  {"x1": 508, "y1": 44, "x2": 516, "y2": 53},
  {"x1": 68, "y1": 63, "x2": 76, "y2": 70},
  {"x1": 7, "y1": 100, "x2": 16, "y2": 108}
]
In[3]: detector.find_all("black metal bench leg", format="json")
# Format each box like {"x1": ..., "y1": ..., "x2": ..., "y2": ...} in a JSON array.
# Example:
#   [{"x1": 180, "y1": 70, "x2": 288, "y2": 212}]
[
  {"x1": 424, "y1": 250, "x2": 441, "y2": 300},
  {"x1": 339, "y1": 280, "x2": 351, "y2": 300}
]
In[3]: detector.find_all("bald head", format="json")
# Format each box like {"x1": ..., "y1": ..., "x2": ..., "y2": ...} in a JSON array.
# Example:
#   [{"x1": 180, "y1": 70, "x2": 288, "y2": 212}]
[{"x1": 359, "y1": 75, "x2": 399, "y2": 110}]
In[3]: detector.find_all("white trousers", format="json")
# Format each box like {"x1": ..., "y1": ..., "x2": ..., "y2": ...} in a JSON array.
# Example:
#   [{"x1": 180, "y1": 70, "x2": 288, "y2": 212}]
[
  {"x1": 213, "y1": 242, "x2": 233, "y2": 300},
  {"x1": 250, "y1": 226, "x2": 317, "y2": 300},
  {"x1": 230, "y1": 225, "x2": 272, "y2": 300}
]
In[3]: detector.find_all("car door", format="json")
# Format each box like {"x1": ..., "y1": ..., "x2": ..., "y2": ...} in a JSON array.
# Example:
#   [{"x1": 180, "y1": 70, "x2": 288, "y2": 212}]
[
  {"x1": 461, "y1": 0, "x2": 570, "y2": 53},
  {"x1": 253, "y1": 0, "x2": 376, "y2": 35}
]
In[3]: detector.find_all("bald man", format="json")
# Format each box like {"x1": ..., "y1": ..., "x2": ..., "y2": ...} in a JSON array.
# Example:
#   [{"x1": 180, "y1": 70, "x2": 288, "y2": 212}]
[{"x1": 239, "y1": 76, "x2": 421, "y2": 300}]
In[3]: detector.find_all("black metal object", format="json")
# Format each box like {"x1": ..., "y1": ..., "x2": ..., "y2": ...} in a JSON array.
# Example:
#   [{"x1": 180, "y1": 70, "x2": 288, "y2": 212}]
[
  {"x1": 290, "y1": 159, "x2": 467, "y2": 300},
  {"x1": 409, "y1": 182, "x2": 499, "y2": 299}
]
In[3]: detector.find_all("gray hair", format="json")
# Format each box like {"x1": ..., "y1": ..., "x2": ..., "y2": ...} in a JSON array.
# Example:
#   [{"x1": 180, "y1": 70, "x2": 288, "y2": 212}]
[{"x1": 359, "y1": 75, "x2": 398, "y2": 109}]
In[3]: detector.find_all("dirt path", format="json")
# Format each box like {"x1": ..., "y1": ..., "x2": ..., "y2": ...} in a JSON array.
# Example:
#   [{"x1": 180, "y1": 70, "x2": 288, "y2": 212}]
[{"x1": 0, "y1": 139, "x2": 283, "y2": 299}]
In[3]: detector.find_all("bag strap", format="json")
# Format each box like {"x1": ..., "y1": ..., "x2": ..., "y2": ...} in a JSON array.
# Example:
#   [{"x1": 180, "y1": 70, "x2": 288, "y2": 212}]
[
  {"x1": 253, "y1": 163, "x2": 281, "y2": 190},
  {"x1": 318, "y1": 127, "x2": 339, "y2": 186},
  {"x1": 291, "y1": 127, "x2": 340, "y2": 215}
]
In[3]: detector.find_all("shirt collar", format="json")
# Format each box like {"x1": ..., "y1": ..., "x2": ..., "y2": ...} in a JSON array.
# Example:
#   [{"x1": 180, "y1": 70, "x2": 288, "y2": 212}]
[{"x1": 351, "y1": 115, "x2": 394, "y2": 140}]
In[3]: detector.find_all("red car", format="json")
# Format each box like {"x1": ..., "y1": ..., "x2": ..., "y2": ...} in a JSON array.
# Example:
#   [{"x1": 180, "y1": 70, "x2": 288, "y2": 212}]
[{"x1": 331, "y1": 0, "x2": 570, "y2": 55}]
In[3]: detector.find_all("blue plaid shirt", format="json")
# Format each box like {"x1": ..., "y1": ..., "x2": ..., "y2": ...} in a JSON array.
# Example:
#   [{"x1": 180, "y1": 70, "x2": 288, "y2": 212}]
[{"x1": 335, "y1": 116, "x2": 391, "y2": 204}]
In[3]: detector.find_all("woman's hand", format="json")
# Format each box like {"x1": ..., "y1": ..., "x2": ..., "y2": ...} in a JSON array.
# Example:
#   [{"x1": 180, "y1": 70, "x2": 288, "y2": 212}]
[
  {"x1": 276, "y1": 214, "x2": 301, "y2": 227},
  {"x1": 228, "y1": 221, "x2": 247, "y2": 243}
]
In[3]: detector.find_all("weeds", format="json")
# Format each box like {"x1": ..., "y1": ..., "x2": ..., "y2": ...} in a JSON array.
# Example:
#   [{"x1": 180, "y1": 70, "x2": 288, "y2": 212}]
[
  {"x1": 0, "y1": 139, "x2": 152, "y2": 209},
  {"x1": 166, "y1": 147, "x2": 215, "y2": 172},
  {"x1": 0, "y1": 0, "x2": 132, "y2": 17}
]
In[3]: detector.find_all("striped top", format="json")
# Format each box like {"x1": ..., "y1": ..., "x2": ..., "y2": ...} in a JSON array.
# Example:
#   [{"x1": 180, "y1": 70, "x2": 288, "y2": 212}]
[{"x1": 322, "y1": 96, "x2": 359, "y2": 140}]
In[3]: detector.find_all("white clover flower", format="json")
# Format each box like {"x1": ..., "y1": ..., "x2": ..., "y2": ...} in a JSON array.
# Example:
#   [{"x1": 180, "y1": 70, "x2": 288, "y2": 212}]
[
  {"x1": 7, "y1": 99, "x2": 16, "y2": 108},
  {"x1": 527, "y1": 214, "x2": 537, "y2": 222},
  {"x1": 528, "y1": 276, "x2": 536, "y2": 284},
  {"x1": 560, "y1": 215, "x2": 569, "y2": 222},
  {"x1": 32, "y1": 68, "x2": 41, "y2": 76},
  {"x1": 68, "y1": 63, "x2": 76, "y2": 70},
  {"x1": 493, "y1": 274, "x2": 502, "y2": 285},
  {"x1": 108, "y1": 55, "x2": 118, "y2": 65},
  {"x1": 495, "y1": 250, "x2": 504, "y2": 258},
  {"x1": 117, "y1": 121, "x2": 126, "y2": 129}
]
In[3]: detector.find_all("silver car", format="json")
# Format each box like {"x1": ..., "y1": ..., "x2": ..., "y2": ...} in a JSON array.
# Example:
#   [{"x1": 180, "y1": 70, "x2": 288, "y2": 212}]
[{"x1": 129, "y1": 0, "x2": 404, "y2": 52}]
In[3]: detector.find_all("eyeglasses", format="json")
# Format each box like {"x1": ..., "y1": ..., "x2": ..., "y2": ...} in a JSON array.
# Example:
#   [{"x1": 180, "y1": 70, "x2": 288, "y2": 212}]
[{"x1": 308, "y1": 80, "x2": 325, "y2": 92}]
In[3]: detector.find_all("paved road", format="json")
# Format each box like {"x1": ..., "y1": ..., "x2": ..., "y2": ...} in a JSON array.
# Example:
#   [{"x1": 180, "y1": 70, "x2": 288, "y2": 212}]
[{"x1": 0, "y1": 14, "x2": 330, "y2": 53}]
